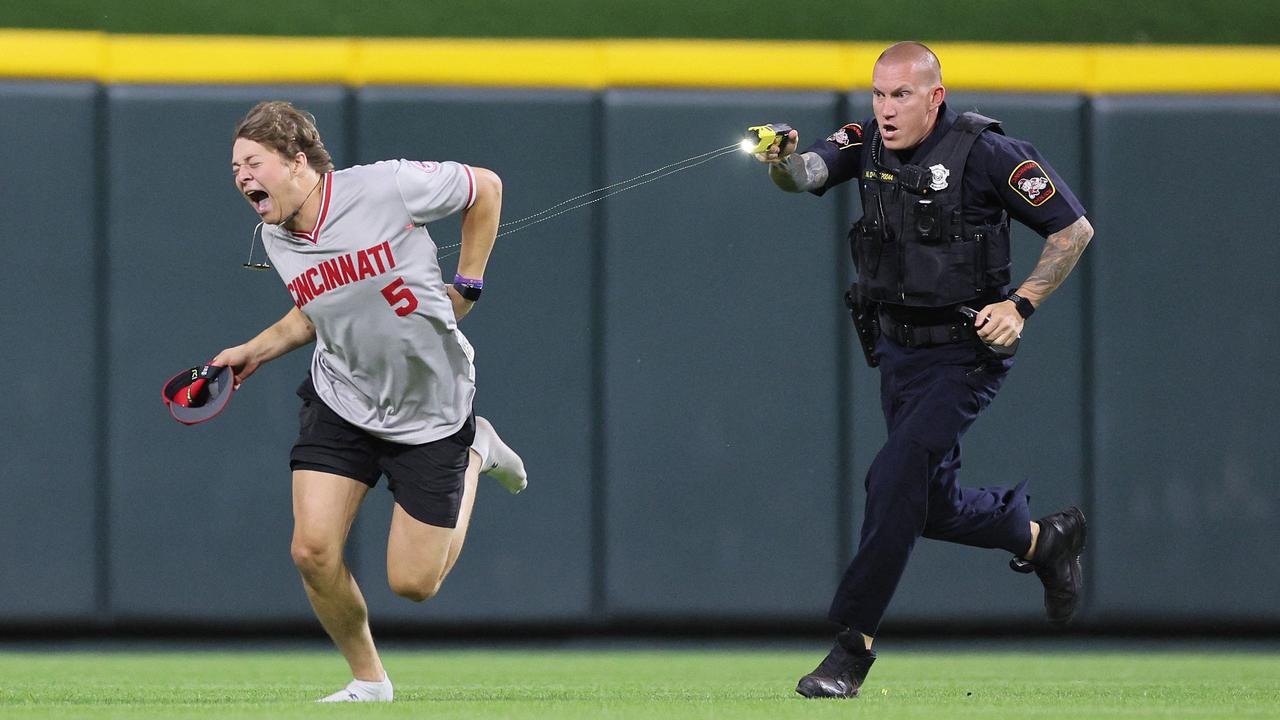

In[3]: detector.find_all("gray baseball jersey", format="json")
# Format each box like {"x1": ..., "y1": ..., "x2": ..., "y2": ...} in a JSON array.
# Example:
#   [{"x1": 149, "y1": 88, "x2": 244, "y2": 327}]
[{"x1": 262, "y1": 159, "x2": 478, "y2": 445}]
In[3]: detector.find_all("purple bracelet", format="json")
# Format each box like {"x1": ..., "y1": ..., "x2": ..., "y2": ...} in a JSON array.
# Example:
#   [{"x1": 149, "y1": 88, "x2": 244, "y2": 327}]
[{"x1": 453, "y1": 273, "x2": 484, "y2": 289}]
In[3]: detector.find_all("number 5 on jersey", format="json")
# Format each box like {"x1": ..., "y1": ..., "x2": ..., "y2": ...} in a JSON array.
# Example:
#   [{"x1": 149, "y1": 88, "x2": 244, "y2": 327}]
[{"x1": 380, "y1": 277, "x2": 419, "y2": 316}]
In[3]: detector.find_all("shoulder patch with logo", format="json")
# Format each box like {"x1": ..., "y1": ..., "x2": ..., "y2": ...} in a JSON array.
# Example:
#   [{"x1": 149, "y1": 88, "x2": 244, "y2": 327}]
[
  {"x1": 826, "y1": 123, "x2": 863, "y2": 150},
  {"x1": 1008, "y1": 160, "x2": 1056, "y2": 206}
]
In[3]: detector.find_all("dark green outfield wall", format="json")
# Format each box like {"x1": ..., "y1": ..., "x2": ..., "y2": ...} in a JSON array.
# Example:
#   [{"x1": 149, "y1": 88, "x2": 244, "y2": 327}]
[
  {"x1": 3, "y1": 0, "x2": 1279, "y2": 44},
  {"x1": 0, "y1": 81, "x2": 1276, "y2": 632}
]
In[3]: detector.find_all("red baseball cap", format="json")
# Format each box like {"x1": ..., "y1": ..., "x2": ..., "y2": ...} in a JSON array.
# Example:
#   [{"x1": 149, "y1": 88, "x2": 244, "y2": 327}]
[{"x1": 162, "y1": 364, "x2": 236, "y2": 425}]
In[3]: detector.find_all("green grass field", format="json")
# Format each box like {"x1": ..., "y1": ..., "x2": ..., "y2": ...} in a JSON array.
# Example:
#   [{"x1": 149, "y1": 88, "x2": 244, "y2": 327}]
[{"x1": 1, "y1": 646, "x2": 1278, "y2": 719}]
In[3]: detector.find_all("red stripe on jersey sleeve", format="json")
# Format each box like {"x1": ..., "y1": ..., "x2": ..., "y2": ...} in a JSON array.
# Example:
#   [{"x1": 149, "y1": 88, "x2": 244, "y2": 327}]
[{"x1": 463, "y1": 165, "x2": 476, "y2": 209}]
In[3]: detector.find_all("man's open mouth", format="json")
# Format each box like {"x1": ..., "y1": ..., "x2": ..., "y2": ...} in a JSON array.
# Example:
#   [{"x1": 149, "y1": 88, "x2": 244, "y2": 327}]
[{"x1": 246, "y1": 189, "x2": 271, "y2": 214}]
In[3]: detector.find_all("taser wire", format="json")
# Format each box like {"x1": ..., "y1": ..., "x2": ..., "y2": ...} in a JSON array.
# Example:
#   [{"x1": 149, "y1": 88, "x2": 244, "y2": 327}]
[
  {"x1": 239, "y1": 143, "x2": 742, "y2": 265},
  {"x1": 435, "y1": 142, "x2": 742, "y2": 257}
]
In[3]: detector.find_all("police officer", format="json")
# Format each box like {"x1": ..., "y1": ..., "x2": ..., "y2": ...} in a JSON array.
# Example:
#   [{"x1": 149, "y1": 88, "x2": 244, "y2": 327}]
[{"x1": 757, "y1": 42, "x2": 1093, "y2": 698}]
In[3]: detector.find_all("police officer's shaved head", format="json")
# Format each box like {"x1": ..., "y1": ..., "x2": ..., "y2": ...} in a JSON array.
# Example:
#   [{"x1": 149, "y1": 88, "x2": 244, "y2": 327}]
[
  {"x1": 875, "y1": 41, "x2": 943, "y2": 86},
  {"x1": 870, "y1": 41, "x2": 947, "y2": 150}
]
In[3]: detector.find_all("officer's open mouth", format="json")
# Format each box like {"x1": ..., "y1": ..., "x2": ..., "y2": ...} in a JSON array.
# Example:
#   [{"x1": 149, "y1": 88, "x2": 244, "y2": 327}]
[{"x1": 882, "y1": 123, "x2": 898, "y2": 133}]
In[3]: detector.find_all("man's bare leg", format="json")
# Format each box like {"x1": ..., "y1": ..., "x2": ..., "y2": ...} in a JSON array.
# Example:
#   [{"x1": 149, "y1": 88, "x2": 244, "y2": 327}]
[
  {"x1": 385, "y1": 450, "x2": 482, "y2": 599},
  {"x1": 291, "y1": 470, "x2": 385, "y2": 682}
]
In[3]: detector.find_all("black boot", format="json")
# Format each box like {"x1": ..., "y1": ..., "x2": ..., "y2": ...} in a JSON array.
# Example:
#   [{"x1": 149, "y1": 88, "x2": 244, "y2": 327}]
[
  {"x1": 1010, "y1": 506, "x2": 1087, "y2": 626},
  {"x1": 795, "y1": 630, "x2": 876, "y2": 699}
]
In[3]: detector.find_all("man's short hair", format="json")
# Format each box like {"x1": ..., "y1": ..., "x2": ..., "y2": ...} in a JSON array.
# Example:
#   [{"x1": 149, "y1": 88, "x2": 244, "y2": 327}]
[
  {"x1": 234, "y1": 101, "x2": 335, "y2": 174},
  {"x1": 876, "y1": 41, "x2": 943, "y2": 85}
]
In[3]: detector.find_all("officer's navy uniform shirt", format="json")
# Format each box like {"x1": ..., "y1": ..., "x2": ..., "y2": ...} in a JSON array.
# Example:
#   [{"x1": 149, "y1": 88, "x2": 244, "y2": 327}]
[
  {"x1": 804, "y1": 104, "x2": 1087, "y2": 636},
  {"x1": 805, "y1": 102, "x2": 1086, "y2": 243}
]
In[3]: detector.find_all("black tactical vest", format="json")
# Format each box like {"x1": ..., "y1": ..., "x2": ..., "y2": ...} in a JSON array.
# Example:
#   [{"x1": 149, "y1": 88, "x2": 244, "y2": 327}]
[{"x1": 851, "y1": 112, "x2": 1012, "y2": 307}]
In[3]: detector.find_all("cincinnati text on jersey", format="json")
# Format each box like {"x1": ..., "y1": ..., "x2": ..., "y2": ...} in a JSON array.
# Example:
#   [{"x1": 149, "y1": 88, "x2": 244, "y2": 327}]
[{"x1": 286, "y1": 240, "x2": 398, "y2": 308}]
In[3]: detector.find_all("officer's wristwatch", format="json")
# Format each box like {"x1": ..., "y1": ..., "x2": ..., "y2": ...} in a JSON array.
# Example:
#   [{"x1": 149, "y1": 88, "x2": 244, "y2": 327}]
[{"x1": 1007, "y1": 292, "x2": 1036, "y2": 319}]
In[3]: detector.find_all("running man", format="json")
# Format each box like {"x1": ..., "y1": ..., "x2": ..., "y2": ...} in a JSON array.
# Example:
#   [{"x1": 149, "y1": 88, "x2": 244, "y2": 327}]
[{"x1": 214, "y1": 100, "x2": 526, "y2": 702}]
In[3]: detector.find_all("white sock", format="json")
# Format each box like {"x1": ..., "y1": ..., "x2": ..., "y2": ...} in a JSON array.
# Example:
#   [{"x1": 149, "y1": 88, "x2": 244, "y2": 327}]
[
  {"x1": 317, "y1": 674, "x2": 394, "y2": 702},
  {"x1": 472, "y1": 416, "x2": 528, "y2": 494}
]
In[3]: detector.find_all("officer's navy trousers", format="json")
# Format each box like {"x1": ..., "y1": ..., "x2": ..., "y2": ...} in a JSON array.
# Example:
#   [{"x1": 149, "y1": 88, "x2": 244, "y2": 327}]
[{"x1": 828, "y1": 336, "x2": 1033, "y2": 637}]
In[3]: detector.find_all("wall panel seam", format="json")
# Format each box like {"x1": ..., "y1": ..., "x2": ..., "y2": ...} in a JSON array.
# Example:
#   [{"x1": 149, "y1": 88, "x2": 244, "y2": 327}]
[
  {"x1": 588, "y1": 93, "x2": 609, "y2": 622},
  {"x1": 92, "y1": 84, "x2": 112, "y2": 627}
]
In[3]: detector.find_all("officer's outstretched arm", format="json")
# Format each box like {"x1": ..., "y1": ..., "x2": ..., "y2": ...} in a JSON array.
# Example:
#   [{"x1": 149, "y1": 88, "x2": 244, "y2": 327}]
[
  {"x1": 768, "y1": 151, "x2": 830, "y2": 193},
  {"x1": 752, "y1": 129, "x2": 829, "y2": 193}
]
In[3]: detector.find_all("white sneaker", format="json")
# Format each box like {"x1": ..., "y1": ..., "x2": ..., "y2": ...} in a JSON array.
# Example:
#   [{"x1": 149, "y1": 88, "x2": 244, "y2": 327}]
[
  {"x1": 472, "y1": 416, "x2": 528, "y2": 494},
  {"x1": 317, "y1": 675, "x2": 394, "y2": 702}
]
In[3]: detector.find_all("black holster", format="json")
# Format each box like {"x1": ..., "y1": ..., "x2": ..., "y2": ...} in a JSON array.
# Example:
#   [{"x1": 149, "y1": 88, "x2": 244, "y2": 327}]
[{"x1": 844, "y1": 284, "x2": 881, "y2": 368}]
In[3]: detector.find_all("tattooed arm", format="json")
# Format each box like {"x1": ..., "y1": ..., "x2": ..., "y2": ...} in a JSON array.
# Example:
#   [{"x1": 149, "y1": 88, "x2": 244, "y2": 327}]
[
  {"x1": 751, "y1": 129, "x2": 831, "y2": 193},
  {"x1": 768, "y1": 152, "x2": 831, "y2": 193},
  {"x1": 975, "y1": 215, "x2": 1094, "y2": 347},
  {"x1": 1014, "y1": 215, "x2": 1095, "y2": 306}
]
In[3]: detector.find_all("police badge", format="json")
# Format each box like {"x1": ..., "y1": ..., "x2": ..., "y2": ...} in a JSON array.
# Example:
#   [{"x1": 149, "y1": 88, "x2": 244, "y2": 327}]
[{"x1": 928, "y1": 163, "x2": 950, "y2": 191}]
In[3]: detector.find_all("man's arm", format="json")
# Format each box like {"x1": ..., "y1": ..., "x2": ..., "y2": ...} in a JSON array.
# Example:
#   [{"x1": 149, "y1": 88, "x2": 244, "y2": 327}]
[
  {"x1": 975, "y1": 215, "x2": 1094, "y2": 347},
  {"x1": 768, "y1": 152, "x2": 831, "y2": 193},
  {"x1": 1013, "y1": 215, "x2": 1094, "y2": 306},
  {"x1": 448, "y1": 166, "x2": 502, "y2": 321},
  {"x1": 752, "y1": 129, "x2": 830, "y2": 193},
  {"x1": 211, "y1": 306, "x2": 316, "y2": 388}
]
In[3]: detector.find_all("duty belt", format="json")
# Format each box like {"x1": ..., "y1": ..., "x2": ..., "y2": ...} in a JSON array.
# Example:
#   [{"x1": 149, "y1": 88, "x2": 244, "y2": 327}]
[{"x1": 878, "y1": 311, "x2": 972, "y2": 348}]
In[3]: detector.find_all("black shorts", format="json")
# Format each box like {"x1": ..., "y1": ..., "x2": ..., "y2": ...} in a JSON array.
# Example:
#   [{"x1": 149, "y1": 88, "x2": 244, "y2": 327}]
[{"x1": 289, "y1": 375, "x2": 476, "y2": 528}]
